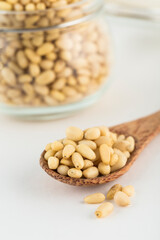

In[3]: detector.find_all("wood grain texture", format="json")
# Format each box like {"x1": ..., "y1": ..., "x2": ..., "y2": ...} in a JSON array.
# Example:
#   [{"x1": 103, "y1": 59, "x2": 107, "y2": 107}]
[{"x1": 40, "y1": 111, "x2": 160, "y2": 186}]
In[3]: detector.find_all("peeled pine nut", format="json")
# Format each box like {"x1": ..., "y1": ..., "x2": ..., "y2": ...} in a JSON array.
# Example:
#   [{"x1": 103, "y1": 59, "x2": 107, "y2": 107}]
[
  {"x1": 63, "y1": 144, "x2": 75, "y2": 158},
  {"x1": 76, "y1": 144, "x2": 96, "y2": 160},
  {"x1": 114, "y1": 191, "x2": 130, "y2": 207},
  {"x1": 37, "y1": 42, "x2": 54, "y2": 56},
  {"x1": 126, "y1": 136, "x2": 135, "y2": 152},
  {"x1": 48, "y1": 156, "x2": 59, "y2": 169},
  {"x1": 98, "y1": 162, "x2": 110, "y2": 175},
  {"x1": 78, "y1": 140, "x2": 97, "y2": 150},
  {"x1": 110, "y1": 153, "x2": 118, "y2": 166},
  {"x1": 54, "y1": 150, "x2": 63, "y2": 159},
  {"x1": 95, "y1": 202, "x2": 114, "y2": 218},
  {"x1": 68, "y1": 168, "x2": 82, "y2": 178},
  {"x1": 82, "y1": 160, "x2": 93, "y2": 170},
  {"x1": 107, "y1": 184, "x2": 122, "y2": 200},
  {"x1": 57, "y1": 165, "x2": 69, "y2": 176},
  {"x1": 45, "y1": 143, "x2": 51, "y2": 151},
  {"x1": 72, "y1": 152, "x2": 84, "y2": 169},
  {"x1": 98, "y1": 126, "x2": 110, "y2": 136},
  {"x1": 51, "y1": 141, "x2": 63, "y2": 151},
  {"x1": 60, "y1": 159, "x2": 74, "y2": 167},
  {"x1": 84, "y1": 193, "x2": 105, "y2": 204},
  {"x1": 85, "y1": 127, "x2": 100, "y2": 140},
  {"x1": 113, "y1": 140, "x2": 130, "y2": 152},
  {"x1": 1, "y1": 67, "x2": 16, "y2": 86},
  {"x1": 44, "y1": 149, "x2": 55, "y2": 160},
  {"x1": 66, "y1": 126, "x2": 83, "y2": 141},
  {"x1": 124, "y1": 151, "x2": 130, "y2": 158},
  {"x1": 83, "y1": 167, "x2": 99, "y2": 179},
  {"x1": 95, "y1": 136, "x2": 113, "y2": 147},
  {"x1": 122, "y1": 185, "x2": 135, "y2": 197},
  {"x1": 118, "y1": 135, "x2": 125, "y2": 141},
  {"x1": 35, "y1": 70, "x2": 55, "y2": 85},
  {"x1": 63, "y1": 139, "x2": 77, "y2": 147},
  {"x1": 99, "y1": 144, "x2": 110, "y2": 164},
  {"x1": 111, "y1": 149, "x2": 127, "y2": 172}
]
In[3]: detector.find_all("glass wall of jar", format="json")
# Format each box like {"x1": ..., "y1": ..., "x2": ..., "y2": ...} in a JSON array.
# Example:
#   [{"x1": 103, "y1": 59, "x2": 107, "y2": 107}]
[{"x1": 0, "y1": 0, "x2": 112, "y2": 119}]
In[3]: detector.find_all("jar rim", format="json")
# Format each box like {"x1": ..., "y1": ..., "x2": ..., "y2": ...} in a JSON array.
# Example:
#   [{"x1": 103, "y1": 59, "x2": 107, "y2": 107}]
[
  {"x1": 0, "y1": 0, "x2": 104, "y2": 32},
  {"x1": 0, "y1": 0, "x2": 103, "y2": 15}
]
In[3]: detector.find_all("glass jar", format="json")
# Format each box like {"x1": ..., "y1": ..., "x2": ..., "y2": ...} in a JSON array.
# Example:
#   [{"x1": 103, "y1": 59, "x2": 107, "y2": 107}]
[{"x1": 0, "y1": 0, "x2": 112, "y2": 120}]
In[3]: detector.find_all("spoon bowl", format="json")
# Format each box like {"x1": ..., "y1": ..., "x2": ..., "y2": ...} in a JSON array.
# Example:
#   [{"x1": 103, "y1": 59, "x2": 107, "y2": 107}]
[{"x1": 40, "y1": 111, "x2": 160, "y2": 186}]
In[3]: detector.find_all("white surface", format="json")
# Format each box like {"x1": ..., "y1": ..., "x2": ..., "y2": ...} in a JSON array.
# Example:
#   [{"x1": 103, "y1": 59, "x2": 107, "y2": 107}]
[{"x1": 0, "y1": 18, "x2": 160, "y2": 240}]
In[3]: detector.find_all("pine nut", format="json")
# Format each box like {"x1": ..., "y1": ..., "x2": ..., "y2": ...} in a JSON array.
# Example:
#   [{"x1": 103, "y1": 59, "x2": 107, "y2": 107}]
[
  {"x1": 84, "y1": 193, "x2": 105, "y2": 204},
  {"x1": 57, "y1": 165, "x2": 69, "y2": 176},
  {"x1": 18, "y1": 74, "x2": 32, "y2": 83},
  {"x1": 78, "y1": 140, "x2": 97, "y2": 150},
  {"x1": 113, "y1": 140, "x2": 130, "y2": 152},
  {"x1": 66, "y1": 126, "x2": 83, "y2": 141},
  {"x1": 45, "y1": 143, "x2": 51, "y2": 151},
  {"x1": 99, "y1": 144, "x2": 110, "y2": 164},
  {"x1": 44, "y1": 149, "x2": 55, "y2": 160},
  {"x1": 60, "y1": 159, "x2": 74, "y2": 167},
  {"x1": 36, "y1": 71, "x2": 55, "y2": 85},
  {"x1": 63, "y1": 144, "x2": 75, "y2": 158},
  {"x1": 29, "y1": 64, "x2": 40, "y2": 77},
  {"x1": 25, "y1": 49, "x2": 41, "y2": 64},
  {"x1": 111, "y1": 149, "x2": 127, "y2": 172},
  {"x1": 110, "y1": 153, "x2": 118, "y2": 166},
  {"x1": 16, "y1": 50, "x2": 28, "y2": 69},
  {"x1": 122, "y1": 185, "x2": 135, "y2": 197},
  {"x1": 114, "y1": 191, "x2": 130, "y2": 207},
  {"x1": 126, "y1": 136, "x2": 135, "y2": 152},
  {"x1": 34, "y1": 85, "x2": 49, "y2": 96},
  {"x1": 37, "y1": 42, "x2": 54, "y2": 56},
  {"x1": 76, "y1": 144, "x2": 96, "y2": 160},
  {"x1": 72, "y1": 152, "x2": 84, "y2": 169},
  {"x1": 83, "y1": 167, "x2": 99, "y2": 179},
  {"x1": 85, "y1": 127, "x2": 100, "y2": 140},
  {"x1": 48, "y1": 156, "x2": 59, "y2": 169},
  {"x1": 54, "y1": 150, "x2": 63, "y2": 159},
  {"x1": 107, "y1": 184, "x2": 122, "y2": 200},
  {"x1": 95, "y1": 136, "x2": 114, "y2": 147},
  {"x1": 1, "y1": 67, "x2": 16, "y2": 86},
  {"x1": 98, "y1": 126, "x2": 110, "y2": 136},
  {"x1": 68, "y1": 168, "x2": 82, "y2": 178},
  {"x1": 95, "y1": 202, "x2": 113, "y2": 218},
  {"x1": 63, "y1": 139, "x2": 77, "y2": 147},
  {"x1": 82, "y1": 160, "x2": 93, "y2": 170},
  {"x1": 51, "y1": 141, "x2": 63, "y2": 151},
  {"x1": 98, "y1": 162, "x2": 110, "y2": 175}
]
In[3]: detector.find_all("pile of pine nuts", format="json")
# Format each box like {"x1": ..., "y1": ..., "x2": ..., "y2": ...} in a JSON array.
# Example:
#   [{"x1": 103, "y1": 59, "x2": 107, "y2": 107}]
[
  {"x1": 44, "y1": 126, "x2": 135, "y2": 178},
  {"x1": 84, "y1": 184, "x2": 135, "y2": 218},
  {"x1": 0, "y1": 0, "x2": 110, "y2": 107}
]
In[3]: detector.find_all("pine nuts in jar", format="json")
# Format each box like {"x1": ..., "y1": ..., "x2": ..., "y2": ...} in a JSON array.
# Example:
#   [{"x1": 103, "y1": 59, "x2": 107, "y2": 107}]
[
  {"x1": 0, "y1": 0, "x2": 112, "y2": 119},
  {"x1": 43, "y1": 126, "x2": 135, "y2": 179}
]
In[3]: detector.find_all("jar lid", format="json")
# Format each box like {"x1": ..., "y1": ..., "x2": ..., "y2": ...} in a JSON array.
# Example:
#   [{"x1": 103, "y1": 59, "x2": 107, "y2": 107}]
[{"x1": 105, "y1": 0, "x2": 160, "y2": 23}]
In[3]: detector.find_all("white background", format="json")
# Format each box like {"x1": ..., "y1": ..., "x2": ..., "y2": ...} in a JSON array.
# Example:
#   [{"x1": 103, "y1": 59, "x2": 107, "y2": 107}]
[{"x1": 0, "y1": 17, "x2": 160, "y2": 240}]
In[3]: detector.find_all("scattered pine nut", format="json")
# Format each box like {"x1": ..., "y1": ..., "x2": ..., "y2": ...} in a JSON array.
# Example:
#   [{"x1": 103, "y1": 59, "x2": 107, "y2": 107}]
[
  {"x1": 84, "y1": 193, "x2": 105, "y2": 204},
  {"x1": 122, "y1": 185, "x2": 135, "y2": 197},
  {"x1": 114, "y1": 191, "x2": 130, "y2": 207},
  {"x1": 95, "y1": 202, "x2": 114, "y2": 218}
]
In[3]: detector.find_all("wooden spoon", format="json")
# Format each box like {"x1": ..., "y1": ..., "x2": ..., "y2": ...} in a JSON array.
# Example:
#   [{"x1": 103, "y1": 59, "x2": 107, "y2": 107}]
[{"x1": 40, "y1": 111, "x2": 160, "y2": 186}]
